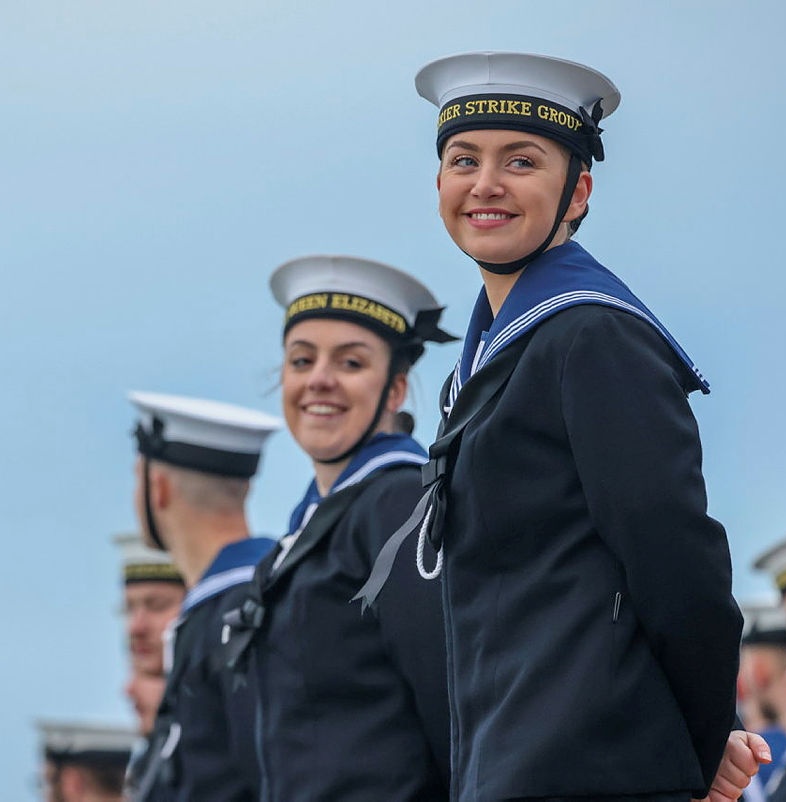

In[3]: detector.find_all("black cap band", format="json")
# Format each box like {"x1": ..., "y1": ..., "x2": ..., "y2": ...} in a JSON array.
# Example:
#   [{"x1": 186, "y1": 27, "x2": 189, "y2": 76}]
[
  {"x1": 134, "y1": 420, "x2": 260, "y2": 478},
  {"x1": 285, "y1": 292, "x2": 408, "y2": 337},
  {"x1": 46, "y1": 749, "x2": 131, "y2": 768},
  {"x1": 436, "y1": 93, "x2": 605, "y2": 164},
  {"x1": 283, "y1": 294, "x2": 457, "y2": 366}
]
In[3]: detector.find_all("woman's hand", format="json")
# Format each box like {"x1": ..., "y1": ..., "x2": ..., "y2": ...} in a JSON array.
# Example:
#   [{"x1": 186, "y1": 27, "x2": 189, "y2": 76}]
[{"x1": 693, "y1": 730, "x2": 772, "y2": 802}]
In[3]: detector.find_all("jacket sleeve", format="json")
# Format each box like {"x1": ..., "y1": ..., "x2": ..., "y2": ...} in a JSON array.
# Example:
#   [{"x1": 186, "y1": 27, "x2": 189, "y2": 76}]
[
  {"x1": 560, "y1": 310, "x2": 742, "y2": 796},
  {"x1": 214, "y1": 594, "x2": 264, "y2": 795},
  {"x1": 363, "y1": 473, "x2": 452, "y2": 787}
]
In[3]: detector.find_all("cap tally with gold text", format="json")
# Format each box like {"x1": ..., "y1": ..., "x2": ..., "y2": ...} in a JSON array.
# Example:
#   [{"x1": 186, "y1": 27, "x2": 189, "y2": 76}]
[
  {"x1": 114, "y1": 532, "x2": 183, "y2": 584},
  {"x1": 269, "y1": 254, "x2": 457, "y2": 363},
  {"x1": 416, "y1": 51, "x2": 620, "y2": 164}
]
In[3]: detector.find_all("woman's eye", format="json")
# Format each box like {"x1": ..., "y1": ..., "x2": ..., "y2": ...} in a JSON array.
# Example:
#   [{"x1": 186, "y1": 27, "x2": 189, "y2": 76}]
[
  {"x1": 289, "y1": 356, "x2": 312, "y2": 369},
  {"x1": 451, "y1": 155, "x2": 478, "y2": 168},
  {"x1": 509, "y1": 156, "x2": 534, "y2": 169},
  {"x1": 342, "y1": 358, "x2": 364, "y2": 370}
]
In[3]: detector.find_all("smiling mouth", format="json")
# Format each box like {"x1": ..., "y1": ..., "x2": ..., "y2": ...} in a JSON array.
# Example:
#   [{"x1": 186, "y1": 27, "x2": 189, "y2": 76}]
[
  {"x1": 469, "y1": 212, "x2": 515, "y2": 220},
  {"x1": 303, "y1": 403, "x2": 345, "y2": 415}
]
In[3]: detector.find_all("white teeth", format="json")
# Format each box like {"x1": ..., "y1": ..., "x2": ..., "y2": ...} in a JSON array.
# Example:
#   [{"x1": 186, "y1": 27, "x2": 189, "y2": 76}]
[
  {"x1": 306, "y1": 404, "x2": 341, "y2": 414},
  {"x1": 471, "y1": 212, "x2": 512, "y2": 220}
]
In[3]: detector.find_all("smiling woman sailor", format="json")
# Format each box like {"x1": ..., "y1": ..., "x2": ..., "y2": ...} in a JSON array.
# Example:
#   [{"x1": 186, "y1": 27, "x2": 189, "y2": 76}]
[
  {"x1": 357, "y1": 52, "x2": 745, "y2": 802},
  {"x1": 222, "y1": 254, "x2": 457, "y2": 801}
]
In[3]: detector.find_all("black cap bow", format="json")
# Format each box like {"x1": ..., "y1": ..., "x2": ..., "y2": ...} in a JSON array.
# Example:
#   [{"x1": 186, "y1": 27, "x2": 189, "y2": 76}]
[
  {"x1": 412, "y1": 307, "x2": 459, "y2": 344},
  {"x1": 579, "y1": 102, "x2": 606, "y2": 163}
]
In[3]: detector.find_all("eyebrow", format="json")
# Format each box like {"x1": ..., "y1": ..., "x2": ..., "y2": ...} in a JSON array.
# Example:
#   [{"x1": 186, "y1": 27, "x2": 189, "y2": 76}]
[
  {"x1": 286, "y1": 339, "x2": 375, "y2": 351},
  {"x1": 444, "y1": 138, "x2": 548, "y2": 155}
]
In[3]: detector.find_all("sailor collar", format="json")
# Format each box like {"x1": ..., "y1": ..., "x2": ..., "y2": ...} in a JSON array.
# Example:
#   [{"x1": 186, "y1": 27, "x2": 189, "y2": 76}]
[
  {"x1": 287, "y1": 433, "x2": 427, "y2": 535},
  {"x1": 181, "y1": 537, "x2": 276, "y2": 614},
  {"x1": 446, "y1": 240, "x2": 708, "y2": 415}
]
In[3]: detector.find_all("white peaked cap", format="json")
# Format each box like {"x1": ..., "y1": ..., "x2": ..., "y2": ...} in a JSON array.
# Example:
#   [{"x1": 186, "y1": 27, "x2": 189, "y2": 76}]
[
  {"x1": 130, "y1": 391, "x2": 282, "y2": 479},
  {"x1": 270, "y1": 254, "x2": 456, "y2": 353},
  {"x1": 754, "y1": 537, "x2": 786, "y2": 595},
  {"x1": 113, "y1": 532, "x2": 182, "y2": 583},
  {"x1": 37, "y1": 719, "x2": 136, "y2": 761},
  {"x1": 416, "y1": 51, "x2": 620, "y2": 116},
  {"x1": 416, "y1": 51, "x2": 619, "y2": 163}
]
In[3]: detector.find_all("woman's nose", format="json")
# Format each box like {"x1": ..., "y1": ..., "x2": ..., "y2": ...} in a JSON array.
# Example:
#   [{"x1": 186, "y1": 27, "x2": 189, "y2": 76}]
[
  {"x1": 471, "y1": 164, "x2": 504, "y2": 199},
  {"x1": 307, "y1": 359, "x2": 337, "y2": 390}
]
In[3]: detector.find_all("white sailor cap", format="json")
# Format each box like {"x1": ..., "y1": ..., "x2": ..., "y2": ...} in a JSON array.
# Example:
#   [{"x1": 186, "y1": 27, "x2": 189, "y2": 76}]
[
  {"x1": 130, "y1": 392, "x2": 282, "y2": 479},
  {"x1": 754, "y1": 538, "x2": 786, "y2": 596},
  {"x1": 113, "y1": 532, "x2": 183, "y2": 584},
  {"x1": 416, "y1": 51, "x2": 620, "y2": 163},
  {"x1": 740, "y1": 601, "x2": 786, "y2": 646},
  {"x1": 37, "y1": 720, "x2": 136, "y2": 766},
  {"x1": 269, "y1": 254, "x2": 457, "y2": 363}
]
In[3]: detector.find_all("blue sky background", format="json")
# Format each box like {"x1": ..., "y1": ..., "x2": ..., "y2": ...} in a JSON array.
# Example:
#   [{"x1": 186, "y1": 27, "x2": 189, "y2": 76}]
[{"x1": 3, "y1": 1, "x2": 785, "y2": 796}]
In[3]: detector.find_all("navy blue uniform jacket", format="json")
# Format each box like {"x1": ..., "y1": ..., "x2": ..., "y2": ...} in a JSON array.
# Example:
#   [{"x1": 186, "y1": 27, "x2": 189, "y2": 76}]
[
  {"x1": 251, "y1": 466, "x2": 450, "y2": 801},
  {"x1": 139, "y1": 538, "x2": 274, "y2": 802},
  {"x1": 439, "y1": 304, "x2": 742, "y2": 801}
]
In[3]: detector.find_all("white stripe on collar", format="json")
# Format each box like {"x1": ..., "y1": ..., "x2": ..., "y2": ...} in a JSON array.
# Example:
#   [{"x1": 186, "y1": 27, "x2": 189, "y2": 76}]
[
  {"x1": 445, "y1": 361, "x2": 461, "y2": 414},
  {"x1": 333, "y1": 449, "x2": 427, "y2": 493},
  {"x1": 479, "y1": 291, "x2": 660, "y2": 369},
  {"x1": 446, "y1": 292, "x2": 665, "y2": 419},
  {"x1": 182, "y1": 565, "x2": 255, "y2": 613}
]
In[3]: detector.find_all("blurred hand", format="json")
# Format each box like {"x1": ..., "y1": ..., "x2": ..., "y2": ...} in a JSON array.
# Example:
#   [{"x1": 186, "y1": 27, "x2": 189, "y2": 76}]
[{"x1": 692, "y1": 730, "x2": 772, "y2": 802}]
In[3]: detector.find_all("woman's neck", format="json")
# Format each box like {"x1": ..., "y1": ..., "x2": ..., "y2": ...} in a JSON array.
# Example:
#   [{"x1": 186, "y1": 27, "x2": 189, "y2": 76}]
[
  {"x1": 481, "y1": 270, "x2": 523, "y2": 317},
  {"x1": 311, "y1": 420, "x2": 397, "y2": 495},
  {"x1": 313, "y1": 459, "x2": 350, "y2": 496},
  {"x1": 480, "y1": 230, "x2": 570, "y2": 317}
]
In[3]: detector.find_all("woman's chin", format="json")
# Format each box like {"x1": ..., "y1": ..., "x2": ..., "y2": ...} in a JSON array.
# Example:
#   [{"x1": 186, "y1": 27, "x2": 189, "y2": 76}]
[{"x1": 306, "y1": 444, "x2": 349, "y2": 465}]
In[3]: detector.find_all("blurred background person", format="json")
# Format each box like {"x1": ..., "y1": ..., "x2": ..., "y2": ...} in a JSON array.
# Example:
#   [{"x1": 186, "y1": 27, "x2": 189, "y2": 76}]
[
  {"x1": 127, "y1": 392, "x2": 279, "y2": 801},
  {"x1": 115, "y1": 534, "x2": 183, "y2": 797},
  {"x1": 124, "y1": 672, "x2": 165, "y2": 739},
  {"x1": 738, "y1": 603, "x2": 786, "y2": 799},
  {"x1": 116, "y1": 533, "x2": 184, "y2": 679},
  {"x1": 36, "y1": 720, "x2": 135, "y2": 802},
  {"x1": 755, "y1": 540, "x2": 786, "y2": 612}
]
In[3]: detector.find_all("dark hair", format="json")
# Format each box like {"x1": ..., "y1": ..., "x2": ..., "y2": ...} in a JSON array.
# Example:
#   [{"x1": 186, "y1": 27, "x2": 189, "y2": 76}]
[
  {"x1": 393, "y1": 411, "x2": 416, "y2": 436},
  {"x1": 390, "y1": 346, "x2": 417, "y2": 375}
]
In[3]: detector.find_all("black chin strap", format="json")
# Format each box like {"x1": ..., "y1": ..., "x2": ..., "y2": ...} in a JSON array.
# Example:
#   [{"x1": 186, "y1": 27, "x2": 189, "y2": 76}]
[
  {"x1": 142, "y1": 456, "x2": 167, "y2": 551},
  {"x1": 473, "y1": 153, "x2": 583, "y2": 276},
  {"x1": 314, "y1": 362, "x2": 398, "y2": 466}
]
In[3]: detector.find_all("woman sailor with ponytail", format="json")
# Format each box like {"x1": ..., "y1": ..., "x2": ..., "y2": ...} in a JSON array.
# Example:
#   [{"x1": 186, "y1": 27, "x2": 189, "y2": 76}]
[
  {"x1": 358, "y1": 52, "x2": 750, "y2": 802},
  {"x1": 223, "y1": 254, "x2": 456, "y2": 801}
]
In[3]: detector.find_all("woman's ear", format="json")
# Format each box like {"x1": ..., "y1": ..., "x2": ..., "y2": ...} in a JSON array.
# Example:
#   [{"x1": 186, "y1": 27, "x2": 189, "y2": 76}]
[
  {"x1": 563, "y1": 170, "x2": 593, "y2": 224},
  {"x1": 386, "y1": 372, "x2": 409, "y2": 414}
]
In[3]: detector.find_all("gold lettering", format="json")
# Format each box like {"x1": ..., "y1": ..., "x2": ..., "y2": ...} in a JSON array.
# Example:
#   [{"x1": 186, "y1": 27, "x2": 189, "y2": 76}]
[
  {"x1": 521, "y1": 101, "x2": 532, "y2": 116},
  {"x1": 330, "y1": 293, "x2": 350, "y2": 310},
  {"x1": 487, "y1": 99, "x2": 499, "y2": 114},
  {"x1": 349, "y1": 296, "x2": 368, "y2": 313},
  {"x1": 289, "y1": 292, "x2": 407, "y2": 334},
  {"x1": 438, "y1": 104, "x2": 461, "y2": 126},
  {"x1": 464, "y1": 101, "x2": 475, "y2": 115},
  {"x1": 287, "y1": 293, "x2": 329, "y2": 320},
  {"x1": 537, "y1": 104, "x2": 549, "y2": 121}
]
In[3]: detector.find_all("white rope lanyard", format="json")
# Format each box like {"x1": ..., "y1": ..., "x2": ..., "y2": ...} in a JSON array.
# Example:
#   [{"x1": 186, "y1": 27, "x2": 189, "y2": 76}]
[{"x1": 415, "y1": 501, "x2": 442, "y2": 580}]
